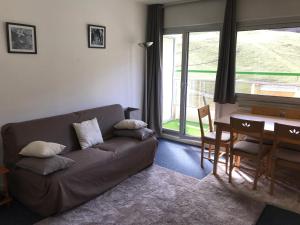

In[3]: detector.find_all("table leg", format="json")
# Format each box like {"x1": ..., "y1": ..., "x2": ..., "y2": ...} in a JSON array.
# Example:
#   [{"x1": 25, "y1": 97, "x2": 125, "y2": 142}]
[
  {"x1": 213, "y1": 124, "x2": 222, "y2": 175},
  {"x1": 3, "y1": 173, "x2": 8, "y2": 197}
]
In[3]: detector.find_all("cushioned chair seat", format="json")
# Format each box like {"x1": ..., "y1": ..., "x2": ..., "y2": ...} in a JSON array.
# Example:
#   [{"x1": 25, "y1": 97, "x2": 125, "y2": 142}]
[
  {"x1": 204, "y1": 131, "x2": 230, "y2": 142},
  {"x1": 233, "y1": 141, "x2": 270, "y2": 155},
  {"x1": 276, "y1": 148, "x2": 300, "y2": 163},
  {"x1": 280, "y1": 143, "x2": 300, "y2": 151},
  {"x1": 244, "y1": 136, "x2": 273, "y2": 145}
]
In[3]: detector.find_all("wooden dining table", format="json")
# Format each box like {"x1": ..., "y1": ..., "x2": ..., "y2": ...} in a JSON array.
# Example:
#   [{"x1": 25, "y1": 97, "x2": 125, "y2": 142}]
[{"x1": 213, "y1": 111, "x2": 300, "y2": 175}]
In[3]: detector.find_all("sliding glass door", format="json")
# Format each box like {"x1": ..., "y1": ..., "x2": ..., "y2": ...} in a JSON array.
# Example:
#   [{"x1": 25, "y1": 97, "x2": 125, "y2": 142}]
[
  {"x1": 185, "y1": 31, "x2": 220, "y2": 137},
  {"x1": 162, "y1": 31, "x2": 220, "y2": 138}
]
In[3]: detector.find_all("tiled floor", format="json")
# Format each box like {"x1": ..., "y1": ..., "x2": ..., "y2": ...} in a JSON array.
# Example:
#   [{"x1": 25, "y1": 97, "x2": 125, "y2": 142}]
[{"x1": 155, "y1": 138, "x2": 213, "y2": 179}]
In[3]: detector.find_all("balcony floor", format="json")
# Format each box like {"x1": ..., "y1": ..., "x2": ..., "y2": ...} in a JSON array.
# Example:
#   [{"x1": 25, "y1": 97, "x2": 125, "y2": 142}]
[{"x1": 162, "y1": 119, "x2": 209, "y2": 137}]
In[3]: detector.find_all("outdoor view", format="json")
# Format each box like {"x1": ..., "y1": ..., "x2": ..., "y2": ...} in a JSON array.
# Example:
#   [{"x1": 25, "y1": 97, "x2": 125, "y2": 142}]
[
  {"x1": 162, "y1": 27, "x2": 300, "y2": 138},
  {"x1": 236, "y1": 28, "x2": 300, "y2": 96},
  {"x1": 162, "y1": 34, "x2": 182, "y2": 132},
  {"x1": 162, "y1": 32, "x2": 220, "y2": 137}
]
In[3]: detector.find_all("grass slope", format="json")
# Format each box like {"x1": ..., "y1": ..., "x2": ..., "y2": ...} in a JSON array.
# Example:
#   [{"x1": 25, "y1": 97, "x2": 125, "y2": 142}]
[{"x1": 163, "y1": 119, "x2": 210, "y2": 137}]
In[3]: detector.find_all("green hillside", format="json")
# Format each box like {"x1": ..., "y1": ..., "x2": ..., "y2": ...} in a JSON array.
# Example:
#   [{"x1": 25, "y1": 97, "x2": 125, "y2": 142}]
[{"x1": 176, "y1": 30, "x2": 300, "y2": 83}]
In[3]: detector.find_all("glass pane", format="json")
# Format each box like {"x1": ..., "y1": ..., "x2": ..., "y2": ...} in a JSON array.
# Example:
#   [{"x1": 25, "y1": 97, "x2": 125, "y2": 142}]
[
  {"x1": 162, "y1": 34, "x2": 182, "y2": 132},
  {"x1": 186, "y1": 31, "x2": 220, "y2": 137},
  {"x1": 236, "y1": 28, "x2": 300, "y2": 97}
]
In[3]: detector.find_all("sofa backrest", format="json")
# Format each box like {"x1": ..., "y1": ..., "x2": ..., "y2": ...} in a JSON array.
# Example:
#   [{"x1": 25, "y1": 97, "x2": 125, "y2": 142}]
[{"x1": 1, "y1": 104, "x2": 125, "y2": 167}]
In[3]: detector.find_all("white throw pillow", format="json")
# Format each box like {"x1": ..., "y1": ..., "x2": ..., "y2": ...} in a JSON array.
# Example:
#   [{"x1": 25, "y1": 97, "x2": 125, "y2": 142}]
[
  {"x1": 114, "y1": 119, "x2": 147, "y2": 130},
  {"x1": 73, "y1": 118, "x2": 103, "y2": 149},
  {"x1": 19, "y1": 141, "x2": 66, "y2": 158}
]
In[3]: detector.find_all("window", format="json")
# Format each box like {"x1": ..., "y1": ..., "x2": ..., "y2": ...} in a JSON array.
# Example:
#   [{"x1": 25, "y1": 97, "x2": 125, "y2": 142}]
[
  {"x1": 162, "y1": 31, "x2": 220, "y2": 138},
  {"x1": 162, "y1": 34, "x2": 182, "y2": 132},
  {"x1": 186, "y1": 32, "x2": 220, "y2": 137},
  {"x1": 236, "y1": 27, "x2": 300, "y2": 98}
]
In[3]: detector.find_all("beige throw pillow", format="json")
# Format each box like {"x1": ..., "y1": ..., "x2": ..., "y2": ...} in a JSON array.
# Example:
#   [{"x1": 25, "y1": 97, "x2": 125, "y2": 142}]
[
  {"x1": 19, "y1": 141, "x2": 66, "y2": 158},
  {"x1": 73, "y1": 118, "x2": 103, "y2": 149},
  {"x1": 114, "y1": 119, "x2": 147, "y2": 130}
]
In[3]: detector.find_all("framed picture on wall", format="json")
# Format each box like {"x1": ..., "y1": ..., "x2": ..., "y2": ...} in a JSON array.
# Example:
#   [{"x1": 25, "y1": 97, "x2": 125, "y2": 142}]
[
  {"x1": 88, "y1": 24, "x2": 106, "y2": 48},
  {"x1": 6, "y1": 22, "x2": 37, "y2": 54}
]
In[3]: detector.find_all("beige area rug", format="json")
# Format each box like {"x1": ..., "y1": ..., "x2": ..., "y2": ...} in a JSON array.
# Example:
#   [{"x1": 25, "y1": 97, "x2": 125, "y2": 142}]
[
  {"x1": 216, "y1": 160, "x2": 300, "y2": 215},
  {"x1": 36, "y1": 164, "x2": 265, "y2": 225}
]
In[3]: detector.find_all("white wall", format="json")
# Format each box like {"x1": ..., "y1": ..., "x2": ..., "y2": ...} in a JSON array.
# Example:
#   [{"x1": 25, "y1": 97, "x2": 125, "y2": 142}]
[
  {"x1": 165, "y1": 0, "x2": 300, "y2": 28},
  {"x1": 0, "y1": 0, "x2": 147, "y2": 164}
]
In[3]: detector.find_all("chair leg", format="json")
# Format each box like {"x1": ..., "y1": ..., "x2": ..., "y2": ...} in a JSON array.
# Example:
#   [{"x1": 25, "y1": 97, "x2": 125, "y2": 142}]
[
  {"x1": 270, "y1": 160, "x2": 276, "y2": 195},
  {"x1": 235, "y1": 156, "x2": 241, "y2": 168},
  {"x1": 253, "y1": 159, "x2": 261, "y2": 190},
  {"x1": 208, "y1": 144, "x2": 212, "y2": 160},
  {"x1": 267, "y1": 154, "x2": 272, "y2": 177},
  {"x1": 225, "y1": 145, "x2": 229, "y2": 174},
  {"x1": 201, "y1": 142, "x2": 205, "y2": 169},
  {"x1": 229, "y1": 151, "x2": 234, "y2": 183}
]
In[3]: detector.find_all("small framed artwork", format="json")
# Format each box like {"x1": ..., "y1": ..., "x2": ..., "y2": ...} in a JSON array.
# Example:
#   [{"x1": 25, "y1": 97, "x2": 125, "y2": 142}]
[
  {"x1": 6, "y1": 22, "x2": 37, "y2": 54},
  {"x1": 88, "y1": 24, "x2": 106, "y2": 48}
]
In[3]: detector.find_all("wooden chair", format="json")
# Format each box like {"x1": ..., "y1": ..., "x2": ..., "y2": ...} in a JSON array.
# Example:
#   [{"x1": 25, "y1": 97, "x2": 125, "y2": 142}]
[
  {"x1": 270, "y1": 123, "x2": 300, "y2": 195},
  {"x1": 229, "y1": 117, "x2": 271, "y2": 190},
  {"x1": 198, "y1": 105, "x2": 230, "y2": 173}
]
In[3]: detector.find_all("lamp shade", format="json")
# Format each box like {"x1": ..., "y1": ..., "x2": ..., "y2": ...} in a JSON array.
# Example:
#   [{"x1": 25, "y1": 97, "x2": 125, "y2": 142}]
[{"x1": 138, "y1": 42, "x2": 153, "y2": 48}]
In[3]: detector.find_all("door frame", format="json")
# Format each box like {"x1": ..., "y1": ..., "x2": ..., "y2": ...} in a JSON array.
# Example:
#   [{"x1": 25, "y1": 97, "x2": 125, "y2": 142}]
[{"x1": 162, "y1": 26, "x2": 221, "y2": 140}]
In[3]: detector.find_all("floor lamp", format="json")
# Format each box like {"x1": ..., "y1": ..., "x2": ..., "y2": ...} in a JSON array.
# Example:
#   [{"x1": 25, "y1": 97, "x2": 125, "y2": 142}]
[{"x1": 138, "y1": 42, "x2": 153, "y2": 123}]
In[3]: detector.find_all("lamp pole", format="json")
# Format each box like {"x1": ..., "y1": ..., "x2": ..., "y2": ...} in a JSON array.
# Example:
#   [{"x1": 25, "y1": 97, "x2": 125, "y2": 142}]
[{"x1": 138, "y1": 42, "x2": 153, "y2": 123}]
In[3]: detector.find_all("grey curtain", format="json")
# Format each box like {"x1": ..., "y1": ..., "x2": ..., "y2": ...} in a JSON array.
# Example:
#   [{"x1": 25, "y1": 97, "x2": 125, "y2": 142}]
[
  {"x1": 214, "y1": 0, "x2": 237, "y2": 104},
  {"x1": 143, "y1": 4, "x2": 164, "y2": 135}
]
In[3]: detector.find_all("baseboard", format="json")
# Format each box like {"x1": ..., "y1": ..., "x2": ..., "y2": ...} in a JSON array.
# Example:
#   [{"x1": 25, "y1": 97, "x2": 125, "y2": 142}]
[{"x1": 160, "y1": 133, "x2": 201, "y2": 148}]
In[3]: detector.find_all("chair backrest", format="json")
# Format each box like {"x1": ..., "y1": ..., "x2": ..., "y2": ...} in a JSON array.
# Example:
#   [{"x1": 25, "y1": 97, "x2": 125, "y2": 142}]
[
  {"x1": 197, "y1": 105, "x2": 213, "y2": 138},
  {"x1": 230, "y1": 117, "x2": 265, "y2": 156},
  {"x1": 230, "y1": 117, "x2": 265, "y2": 140},
  {"x1": 274, "y1": 123, "x2": 300, "y2": 146}
]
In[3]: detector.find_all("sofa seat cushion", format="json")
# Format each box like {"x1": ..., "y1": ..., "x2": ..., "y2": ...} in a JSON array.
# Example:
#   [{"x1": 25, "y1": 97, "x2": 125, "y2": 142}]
[
  {"x1": 94, "y1": 137, "x2": 157, "y2": 160},
  {"x1": 9, "y1": 137, "x2": 157, "y2": 216},
  {"x1": 10, "y1": 148, "x2": 115, "y2": 216},
  {"x1": 62, "y1": 148, "x2": 113, "y2": 174}
]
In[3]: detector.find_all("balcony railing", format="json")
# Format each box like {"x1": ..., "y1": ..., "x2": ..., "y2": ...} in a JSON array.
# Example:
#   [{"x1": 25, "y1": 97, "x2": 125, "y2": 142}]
[
  {"x1": 176, "y1": 69, "x2": 300, "y2": 77},
  {"x1": 163, "y1": 69, "x2": 300, "y2": 137},
  {"x1": 175, "y1": 69, "x2": 300, "y2": 96}
]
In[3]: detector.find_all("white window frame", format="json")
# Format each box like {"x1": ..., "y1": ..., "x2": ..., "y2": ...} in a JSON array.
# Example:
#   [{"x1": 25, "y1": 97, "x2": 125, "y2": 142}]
[{"x1": 235, "y1": 16, "x2": 300, "y2": 109}]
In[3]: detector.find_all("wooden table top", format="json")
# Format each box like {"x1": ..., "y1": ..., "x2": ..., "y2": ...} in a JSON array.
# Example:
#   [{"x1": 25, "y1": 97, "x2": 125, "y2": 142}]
[{"x1": 214, "y1": 111, "x2": 300, "y2": 132}]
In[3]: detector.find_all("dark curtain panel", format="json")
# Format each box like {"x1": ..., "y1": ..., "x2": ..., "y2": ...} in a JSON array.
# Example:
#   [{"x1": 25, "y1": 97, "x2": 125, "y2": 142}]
[
  {"x1": 143, "y1": 4, "x2": 164, "y2": 135},
  {"x1": 214, "y1": 0, "x2": 237, "y2": 104}
]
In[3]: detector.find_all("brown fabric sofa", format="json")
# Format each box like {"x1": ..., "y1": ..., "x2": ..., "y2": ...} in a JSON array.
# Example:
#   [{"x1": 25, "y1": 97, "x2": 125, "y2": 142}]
[{"x1": 1, "y1": 104, "x2": 158, "y2": 216}]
